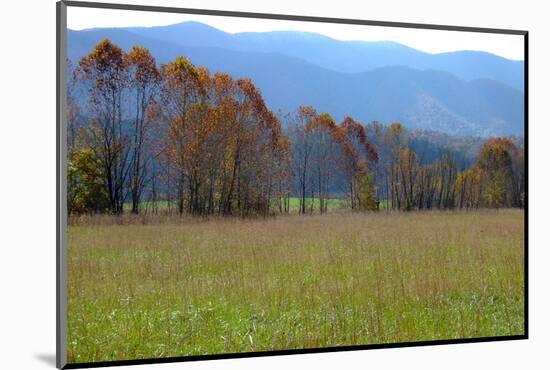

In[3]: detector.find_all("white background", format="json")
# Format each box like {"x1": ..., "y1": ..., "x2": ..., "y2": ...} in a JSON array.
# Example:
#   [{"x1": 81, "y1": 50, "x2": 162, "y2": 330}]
[{"x1": 0, "y1": 0, "x2": 547, "y2": 369}]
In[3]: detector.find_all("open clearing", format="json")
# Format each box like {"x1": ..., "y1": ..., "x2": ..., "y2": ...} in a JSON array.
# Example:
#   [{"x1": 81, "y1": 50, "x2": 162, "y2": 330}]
[
  {"x1": 124, "y1": 197, "x2": 348, "y2": 212},
  {"x1": 67, "y1": 210, "x2": 524, "y2": 363}
]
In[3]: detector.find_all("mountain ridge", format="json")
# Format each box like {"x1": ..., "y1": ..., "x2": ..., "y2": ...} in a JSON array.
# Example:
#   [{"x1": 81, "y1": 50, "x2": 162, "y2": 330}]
[
  {"x1": 67, "y1": 24, "x2": 525, "y2": 137},
  {"x1": 120, "y1": 21, "x2": 524, "y2": 91}
]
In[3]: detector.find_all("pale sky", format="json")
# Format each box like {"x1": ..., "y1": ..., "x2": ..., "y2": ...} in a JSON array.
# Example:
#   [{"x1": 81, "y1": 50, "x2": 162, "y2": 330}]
[{"x1": 67, "y1": 7, "x2": 524, "y2": 61}]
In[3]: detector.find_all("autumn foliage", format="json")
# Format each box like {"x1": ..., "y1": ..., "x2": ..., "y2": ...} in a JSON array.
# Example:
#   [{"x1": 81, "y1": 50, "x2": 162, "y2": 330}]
[{"x1": 68, "y1": 39, "x2": 525, "y2": 215}]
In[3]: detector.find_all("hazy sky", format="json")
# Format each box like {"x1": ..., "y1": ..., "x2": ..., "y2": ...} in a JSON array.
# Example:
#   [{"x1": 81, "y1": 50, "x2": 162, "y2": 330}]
[{"x1": 67, "y1": 7, "x2": 524, "y2": 60}]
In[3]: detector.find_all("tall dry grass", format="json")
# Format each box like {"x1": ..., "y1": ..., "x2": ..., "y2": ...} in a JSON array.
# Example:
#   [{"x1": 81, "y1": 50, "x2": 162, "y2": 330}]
[{"x1": 67, "y1": 209, "x2": 524, "y2": 363}]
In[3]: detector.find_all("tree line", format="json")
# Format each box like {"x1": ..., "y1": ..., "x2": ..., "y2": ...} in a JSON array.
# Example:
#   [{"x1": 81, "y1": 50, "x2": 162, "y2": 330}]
[{"x1": 67, "y1": 39, "x2": 525, "y2": 216}]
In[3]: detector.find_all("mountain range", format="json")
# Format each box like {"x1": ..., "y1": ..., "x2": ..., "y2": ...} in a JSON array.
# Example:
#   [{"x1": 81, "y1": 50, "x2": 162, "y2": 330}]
[{"x1": 67, "y1": 21, "x2": 525, "y2": 137}]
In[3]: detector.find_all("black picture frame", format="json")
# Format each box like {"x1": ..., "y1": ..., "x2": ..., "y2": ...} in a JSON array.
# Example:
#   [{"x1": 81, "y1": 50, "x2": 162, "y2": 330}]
[{"x1": 56, "y1": 1, "x2": 529, "y2": 368}]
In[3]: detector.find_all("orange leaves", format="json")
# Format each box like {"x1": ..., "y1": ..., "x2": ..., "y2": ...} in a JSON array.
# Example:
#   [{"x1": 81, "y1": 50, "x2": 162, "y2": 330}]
[
  {"x1": 127, "y1": 46, "x2": 160, "y2": 86},
  {"x1": 305, "y1": 111, "x2": 336, "y2": 133},
  {"x1": 469, "y1": 136, "x2": 523, "y2": 208},
  {"x1": 76, "y1": 39, "x2": 128, "y2": 92},
  {"x1": 154, "y1": 52, "x2": 293, "y2": 215},
  {"x1": 145, "y1": 101, "x2": 161, "y2": 121},
  {"x1": 478, "y1": 137, "x2": 518, "y2": 171},
  {"x1": 160, "y1": 56, "x2": 203, "y2": 104},
  {"x1": 340, "y1": 116, "x2": 379, "y2": 163},
  {"x1": 298, "y1": 105, "x2": 317, "y2": 119},
  {"x1": 288, "y1": 111, "x2": 380, "y2": 211}
]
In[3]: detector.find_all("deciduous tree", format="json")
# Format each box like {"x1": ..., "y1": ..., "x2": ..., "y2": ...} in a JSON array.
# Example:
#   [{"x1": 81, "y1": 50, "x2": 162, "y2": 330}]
[{"x1": 75, "y1": 39, "x2": 131, "y2": 214}]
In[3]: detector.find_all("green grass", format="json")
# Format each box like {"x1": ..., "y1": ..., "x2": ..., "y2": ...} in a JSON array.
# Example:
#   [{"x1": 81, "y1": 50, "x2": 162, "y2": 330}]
[
  {"x1": 123, "y1": 200, "x2": 173, "y2": 211},
  {"x1": 126, "y1": 197, "x2": 347, "y2": 212},
  {"x1": 272, "y1": 197, "x2": 346, "y2": 210},
  {"x1": 67, "y1": 210, "x2": 524, "y2": 363}
]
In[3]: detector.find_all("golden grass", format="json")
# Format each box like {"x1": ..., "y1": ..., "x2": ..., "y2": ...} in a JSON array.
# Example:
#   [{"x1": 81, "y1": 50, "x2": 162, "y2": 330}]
[{"x1": 67, "y1": 209, "x2": 524, "y2": 363}]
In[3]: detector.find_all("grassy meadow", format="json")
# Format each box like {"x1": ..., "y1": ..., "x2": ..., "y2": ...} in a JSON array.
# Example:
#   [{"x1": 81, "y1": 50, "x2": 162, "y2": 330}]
[
  {"x1": 67, "y1": 210, "x2": 524, "y2": 363},
  {"x1": 124, "y1": 197, "x2": 347, "y2": 212}
]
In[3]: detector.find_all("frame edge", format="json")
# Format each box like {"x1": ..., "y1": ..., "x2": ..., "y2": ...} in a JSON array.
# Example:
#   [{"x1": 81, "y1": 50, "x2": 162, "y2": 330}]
[
  {"x1": 63, "y1": 0, "x2": 527, "y2": 35},
  {"x1": 58, "y1": 2, "x2": 529, "y2": 368},
  {"x1": 57, "y1": 1, "x2": 68, "y2": 369}
]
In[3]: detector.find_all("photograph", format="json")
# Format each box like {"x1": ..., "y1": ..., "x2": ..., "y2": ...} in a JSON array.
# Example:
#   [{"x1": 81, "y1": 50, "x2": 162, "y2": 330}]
[{"x1": 62, "y1": 3, "x2": 526, "y2": 366}]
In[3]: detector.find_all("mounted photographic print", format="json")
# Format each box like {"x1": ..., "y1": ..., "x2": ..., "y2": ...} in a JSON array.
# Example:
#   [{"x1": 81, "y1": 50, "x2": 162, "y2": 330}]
[{"x1": 56, "y1": 1, "x2": 528, "y2": 368}]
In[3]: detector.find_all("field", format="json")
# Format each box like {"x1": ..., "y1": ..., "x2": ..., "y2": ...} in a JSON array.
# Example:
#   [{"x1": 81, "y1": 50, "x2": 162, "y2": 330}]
[
  {"x1": 124, "y1": 197, "x2": 347, "y2": 212},
  {"x1": 67, "y1": 210, "x2": 525, "y2": 363}
]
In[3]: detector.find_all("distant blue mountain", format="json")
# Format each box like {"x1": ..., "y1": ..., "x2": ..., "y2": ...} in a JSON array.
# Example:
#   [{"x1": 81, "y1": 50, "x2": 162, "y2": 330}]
[
  {"x1": 67, "y1": 23, "x2": 525, "y2": 137},
  {"x1": 126, "y1": 21, "x2": 524, "y2": 91}
]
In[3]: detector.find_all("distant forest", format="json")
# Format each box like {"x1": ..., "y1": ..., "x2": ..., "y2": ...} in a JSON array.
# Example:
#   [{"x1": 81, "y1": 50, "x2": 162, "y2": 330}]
[{"x1": 67, "y1": 39, "x2": 525, "y2": 216}]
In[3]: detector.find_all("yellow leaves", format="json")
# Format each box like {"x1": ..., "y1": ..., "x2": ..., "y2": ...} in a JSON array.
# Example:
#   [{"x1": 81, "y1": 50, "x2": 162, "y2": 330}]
[
  {"x1": 79, "y1": 38, "x2": 126, "y2": 75},
  {"x1": 298, "y1": 105, "x2": 316, "y2": 118},
  {"x1": 399, "y1": 148, "x2": 417, "y2": 164},
  {"x1": 75, "y1": 39, "x2": 297, "y2": 216},
  {"x1": 161, "y1": 56, "x2": 200, "y2": 85},
  {"x1": 127, "y1": 45, "x2": 160, "y2": 85}
]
